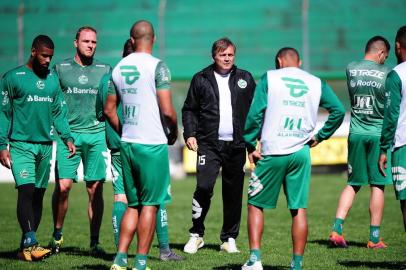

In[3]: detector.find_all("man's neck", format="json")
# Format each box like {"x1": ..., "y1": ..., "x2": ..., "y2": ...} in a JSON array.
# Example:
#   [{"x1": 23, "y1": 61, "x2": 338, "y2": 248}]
[{"x1": 75, "y1": 54, "x2": 93, "y2": 66}]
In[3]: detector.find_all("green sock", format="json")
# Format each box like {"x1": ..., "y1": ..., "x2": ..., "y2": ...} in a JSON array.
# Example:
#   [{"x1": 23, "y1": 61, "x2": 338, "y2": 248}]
[
  {"x1": 369, "y1": 225, "x2": 380, "y2": 243},
  {"x1": 23, "y1": 231, "x2": 38, "y2": 248},
  {"x1": 53, "y1": 227, "x2": 63, "y2": 241},
  {"x1": 134, "y1": 253, "x2": 148, "y2": 270},
  {"x1": 113, "y1": 252, "x2": 128, "y2": 267},
  {"x1": 332, "y1": 218, "x2": 344, "y2": 235},
  {"x1": 112, "y1": 201, "x2": 127, "y2": 248},
  {"x1": 156, "y1": 204, "x2": 170, "y2": 252},
  {"x1": 291, "y1": 254, "x2": 303, "y2": 270},
  {"x1": 247, "y1": 249, "x2": 261, "y2": 266}
]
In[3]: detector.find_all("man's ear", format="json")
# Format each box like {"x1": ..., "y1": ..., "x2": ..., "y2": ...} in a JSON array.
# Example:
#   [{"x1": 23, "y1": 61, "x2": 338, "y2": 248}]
[{"x1": 74, "y1": 39, "x2": 78, "y2": 49}]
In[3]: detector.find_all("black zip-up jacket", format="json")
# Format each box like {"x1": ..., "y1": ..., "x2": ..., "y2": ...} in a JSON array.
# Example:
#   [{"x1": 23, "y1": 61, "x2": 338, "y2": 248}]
[{"x1": 182, "y1": 64, "x2": 256, "y2": 148}]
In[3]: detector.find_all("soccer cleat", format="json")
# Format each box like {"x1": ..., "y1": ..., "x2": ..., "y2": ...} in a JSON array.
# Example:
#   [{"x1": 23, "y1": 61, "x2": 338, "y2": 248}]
[
  {"x1": 183, "y1": 233, "x2": 204, "y2": 254},
  {"x1": 367, "y1": 240, "x2": 387, "y2": 249},
  {"x1": 220, "y1": 238, "x2": 240, "y2": 253},
  {"x1": 241, "y1": 260, "x2": 263, "y2": 270},
  {"x1": 29, "y1": 245, "x2": 52, "y2": 260},
  {"x1": 159, "y1": 250, "x2": 184, "y2": 261},
  {"x1": 90, "y1": 243, "x2": 106, "y2": 256},
  {"x1": 110, "y1": 264, "x2": 126, "y2": 270},
  {"x1": 329, "y1": 231, "x2": 348, "y2": 248},
  {"x1": 132, "y1": 267, "x2": 151, "y2": 270},
  {"x1": 17, "y1": 248, "x2": 32, "y2": 261},
  {"x1": 49, "y1": 236, "x2": 64, "y2": 253}
]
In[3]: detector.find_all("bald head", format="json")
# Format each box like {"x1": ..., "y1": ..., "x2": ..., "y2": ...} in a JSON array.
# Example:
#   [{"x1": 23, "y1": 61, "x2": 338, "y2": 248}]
[
  {"x1": 275, "y1": 47, "x2": 301, "y2": 69},
  {"x1": 130, "y1": 20, "x2": 154, "y2": 43}
]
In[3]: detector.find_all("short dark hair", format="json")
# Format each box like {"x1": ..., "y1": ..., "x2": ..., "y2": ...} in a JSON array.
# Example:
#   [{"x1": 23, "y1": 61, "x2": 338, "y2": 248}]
[
  {"x1": 122, "y1": 38, "x2": 134, "y2": 58},
  {"x1": 396, "y1": 25, "x2": 406, "y2": 49},
  {"x1": 32, "y1": 35, "x2": 54, "y2": 50},
  {"x1": 75, "y1": 26, "x2": 97, "y2": 40},
  {"x1": 275, "y1": 47, "x2": 299, "y2": 69},
  {"x1": 365, "y1": 36, "x2": 390, "y2": 53},
  {"x1": 211, "y1": 37, "x2": 236, "y2": 58}
]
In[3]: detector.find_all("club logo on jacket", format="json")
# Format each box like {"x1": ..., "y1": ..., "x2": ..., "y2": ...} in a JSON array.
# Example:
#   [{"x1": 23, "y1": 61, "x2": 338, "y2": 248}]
[{"x1": 237, "y1": 79, "x2": 247, "y2": 89}]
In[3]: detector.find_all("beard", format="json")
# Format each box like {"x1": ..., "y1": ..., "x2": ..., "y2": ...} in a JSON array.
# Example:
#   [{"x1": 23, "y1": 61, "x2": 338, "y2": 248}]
[{"x1": 32, "y1": 58, "x2": 50, "y2": 78}]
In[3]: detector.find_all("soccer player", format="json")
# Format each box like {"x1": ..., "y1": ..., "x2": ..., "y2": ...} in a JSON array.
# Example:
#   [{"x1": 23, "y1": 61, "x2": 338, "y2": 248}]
[
  {"x1": 379, "y1": 25, "x2": 406, "y2": 231},
  {"x1": 242, "y1": 47, "x2": 345, "y2": 270},
  {"x1": 329, "y1": 36, "x2": 391, "y2": 249},
  {"x1": 0, "y1": 35, "x2": 75, "y2": 261},
  {"x1": 50, "y1": 26, "x2": 111, "y2": 254},
  {"x1": 182, "y1": 38, "x2": 256, "y2": 254},
  {"x1": 96, "y1": 39, "x2": 182, "y2": 261},
  {"x1": 105, "y1": 20, "x2": 177, "y2": 270}
]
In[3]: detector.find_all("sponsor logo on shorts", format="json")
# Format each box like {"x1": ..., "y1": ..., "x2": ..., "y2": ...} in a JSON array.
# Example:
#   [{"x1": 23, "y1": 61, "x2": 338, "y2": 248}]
[
  {"x1": 282, "y1": 77, "x2": 309, "y2": 98},
  {"x1": 248, "y1": 172, "x2": 263, "y2": 197},
  {"x1": 19, "y1": 169, "x2": 29, "y2": 179},
  {"x1": 238, "y1": 79, "x2": 247, "y2": 88},
  {"x1": 36, "y1": 80, "x2": 45, "y2": 90},
  {"x1": 78, "y1": 74, "x2": 89, "y2": 84},
  {"x1": 192, "y1": 198, "x2": 202, "y2": 219}
]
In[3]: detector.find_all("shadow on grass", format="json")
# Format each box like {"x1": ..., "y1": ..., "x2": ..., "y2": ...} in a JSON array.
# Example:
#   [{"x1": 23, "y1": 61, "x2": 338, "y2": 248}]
[
  {"x1": 73, "y1": 264, "x2": 110, "y2": 270},
  {"x1": 169, "y1": 242, "x2": 220, "y2": 252},
  {"x1": 213, "y1": 264, "x2": 289, "y2": 270},
  {"x1": 58, "y1": 246, "x2": 115, "y2": 261},
  {"x1": 0, "y1": 250, "x2": 18, "y2": 260},
  {"x1": 338, "y1": 260, "x2": 406, "y2": 269},
  {"x1": 308, "y1": 239, "x2": 365, "y2": 248}
]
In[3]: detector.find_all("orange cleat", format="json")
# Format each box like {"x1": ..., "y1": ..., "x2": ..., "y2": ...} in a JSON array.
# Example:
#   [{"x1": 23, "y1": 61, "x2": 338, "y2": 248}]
[{"x1": 329, "y1": 231, "x2": 348, "y2": 248}]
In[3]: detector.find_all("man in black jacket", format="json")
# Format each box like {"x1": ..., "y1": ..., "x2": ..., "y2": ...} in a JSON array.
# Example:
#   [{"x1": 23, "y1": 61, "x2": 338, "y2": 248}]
[{"x1": 182, "y1": 37, "x2": 256, "y2": 254}]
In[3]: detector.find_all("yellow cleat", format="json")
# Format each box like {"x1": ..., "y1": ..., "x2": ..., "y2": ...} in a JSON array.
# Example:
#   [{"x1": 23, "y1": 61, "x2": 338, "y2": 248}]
[
  {"x1": 110, "y1": 264, "x2": 127, "y2": 270},
  {"x1": 49, "y1": 236, "x2": 64, "y2": 253},
  {"x1": 17, "y1": 248, "x2": 32, "y2": 261}
]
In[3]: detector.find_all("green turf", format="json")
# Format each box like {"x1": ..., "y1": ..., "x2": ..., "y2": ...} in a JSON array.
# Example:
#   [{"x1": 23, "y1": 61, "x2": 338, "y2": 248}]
[{"x1": 0, "y1": 174, "x2": 404, "y2": 269}]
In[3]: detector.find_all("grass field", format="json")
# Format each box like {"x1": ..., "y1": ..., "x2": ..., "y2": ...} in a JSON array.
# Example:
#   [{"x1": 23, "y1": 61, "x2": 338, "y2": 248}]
[{"x1": 0, "y1": 174, "x2": 405, "y2": 270}]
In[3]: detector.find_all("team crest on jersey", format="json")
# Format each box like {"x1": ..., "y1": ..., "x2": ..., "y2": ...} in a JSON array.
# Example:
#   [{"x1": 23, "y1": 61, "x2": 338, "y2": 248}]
[
  {"x1": 350, "y1": 80, "x2": 356, "y2": 88},
  {"x1": 282, "y1": 77, "x2": 309, "y2": 98},
  {"x1": 1, "y1": 91, "x2": 9, "y2": 105},
  {"x1": 19, "y1": 169, "x2": 29, "y2": 179},
  {"x1": 120, "y1": 66, "x2": 140, "y2": 85},
  {"x1": 78, "y1": 75, "x2": 89, "y2": 84},
  {"x1": 238, "y1": 79, "x2": 247, "y2": 88},
  {"x1": 36, "y1": 80, "x2": 45, "y2": 90}
]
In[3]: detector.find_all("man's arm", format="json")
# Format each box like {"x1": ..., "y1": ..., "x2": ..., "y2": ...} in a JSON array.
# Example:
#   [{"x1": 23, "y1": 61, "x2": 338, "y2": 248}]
[
  {"x1": 155, "y1": 61, "x2": 177, "y2": 145},
  {"x1": 0, "y1": 76, "x2": 12, "y2": 168},
  {"x1": 52, "y1": 86, "x2": 75, "y2": 157},
  {"x1": 104, "y1": 93, "x2": 121, "y2": 135},
  {"x1": 379, "y1": 70, "x2": 402, "y2": 176},
  {"x1": 182, "y1": 75, "x2": 200, "y2": 149},
  {"x1": 314, "y1": 80, "x2": 345, "y2": 144},
  {"x1": 243, "y1": 73, "x2": 268, "y2": 161},
  {"x1": 96, "y1": 74, "x2": 111, "y2": 122}
]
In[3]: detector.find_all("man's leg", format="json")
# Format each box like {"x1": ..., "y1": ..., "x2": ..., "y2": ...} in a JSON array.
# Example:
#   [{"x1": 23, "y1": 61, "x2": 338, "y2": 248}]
[
  {"x1": 134, "y1": 205, "x2": 158, "y2": 270},
  {"x1": 331, "y1": 185, "x2": 360, "y2": 236},
  {"x1": 113, "y1": 194, "x2": 127, "y2": 248},
  {"x1": 51, "y1": 178, "x2": 73, "y2": 246},
  {"x1": 32, "y1": 188, "x2": 46, "y2": 232},
  {"x1": 401, "y1": 200, "x2": 406, "y2": 231},
  {"x1": 368, "y1": 185, "x2": 385, "y2": 246},
  {"x1": 86, "y1": 180, "x2": 104, "y2": 251},
  {"x1": 245, "y1": 204, "x2": 263, "y2": 267},
  {"x1": 290, "y1": 209, "x2": 307, "y2": 270},
  {"x1": 113, "y1": 206, "x2": 139, "y2": 268}
]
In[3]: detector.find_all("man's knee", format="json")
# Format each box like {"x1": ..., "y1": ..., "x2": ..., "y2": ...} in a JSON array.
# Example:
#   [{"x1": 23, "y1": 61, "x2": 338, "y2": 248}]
[{"x1": 56, "y1": 179, "x2": 73, "y2": 197}]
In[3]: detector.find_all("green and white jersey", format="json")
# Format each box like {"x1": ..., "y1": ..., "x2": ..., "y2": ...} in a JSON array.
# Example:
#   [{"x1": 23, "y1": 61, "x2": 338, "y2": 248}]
[
  {"x1": 244, "y1": 67, "x2": 345, "y2": 155},
  {"x1": 380, "y1": 62, "x2": 406, "y2": 151},
  {"x1": 96, "y1": 73, "x2": 121, "y2": 151},
  {"x1": 112, "y1": 52, "x2": 171, "y2": 145},
  {"x1": 347, "y1": 60, "x2": 390, "y2": 136},
  {"x1": 53, "y1": 58, "x2": 111, "y2": 133},
  {"x1": 0, "y1": 65, "x2": 72, "y2": 150}
]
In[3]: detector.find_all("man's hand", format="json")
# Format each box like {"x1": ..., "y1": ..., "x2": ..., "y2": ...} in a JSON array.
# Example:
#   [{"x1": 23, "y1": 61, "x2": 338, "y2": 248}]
[
  {"x1": 66, "y1": 141, "x2": 76, "y2": 158},
  {"x1": 248, "y1": 150, "x2": 263, "y2": 165},
  {"x1": 0, "y1": 149, "x2": 12, "y2": 169},
  {"x1": 378, "y1": 153, "x2": 387, "y2": 177},
  {"x1": 186, "y1": 137, "x2": 198, "y2": 152},
  {"x1": 308, "y1": 136, "x2": 319, "y2": 148}
]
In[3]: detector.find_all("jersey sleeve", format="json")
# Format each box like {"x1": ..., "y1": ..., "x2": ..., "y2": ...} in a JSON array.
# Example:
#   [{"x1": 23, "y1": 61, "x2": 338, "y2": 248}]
[
  {"x1": 315, "y1": 80, "x2": 345, "y2": 142},
  {"x1": 52, "y1": 84, "x2": 73, "y2": 144},
  {"x1": 0, "y1": 75, "x2": 13, "y2": 150},
  {"x1": 155, "y1": 61, "x2": 171, "y2": 90},
  {"x1": 243, "y1": 73, "x2": 268, "y2": 153},
  {"x1": 96, "y1": 74, "x2": 112, "y2": 122},
  {"x1": 380, "y1": 70, "x2": 402, "y2": 152}
]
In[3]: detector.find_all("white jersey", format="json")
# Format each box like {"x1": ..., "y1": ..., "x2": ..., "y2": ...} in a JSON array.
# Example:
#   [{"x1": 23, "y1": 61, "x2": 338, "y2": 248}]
[
  {"x1": 112, "y1": 52, "x2": 167, "y2": 144},
  {"x1": 393, "y1": 62, "x2": 406, "y2": 149},
  {"x1": 261, "y1": 67, "x2": 322, "y2": 155}
]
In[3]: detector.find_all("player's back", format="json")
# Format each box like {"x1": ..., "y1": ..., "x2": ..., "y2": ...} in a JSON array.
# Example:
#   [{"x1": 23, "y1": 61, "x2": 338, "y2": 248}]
[
  {"x1": 112, "y1": 52, "x2": 166, "y2": 145},
  {"x1": 346, "y1": 60, "x2": 390, "y2": 135}
]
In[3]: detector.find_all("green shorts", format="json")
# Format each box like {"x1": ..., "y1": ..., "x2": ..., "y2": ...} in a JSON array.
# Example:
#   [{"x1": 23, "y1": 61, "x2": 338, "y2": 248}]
[
  {"x1": 10, "y1": 141, "x2": 52, "y2": 189},
  {"x1": 248, "y1": 145, "x2": 311, "y2": 209},
  {"x1": 347, "y1": 133, "x2": 392, "y2": 186},
  {"x1": 111, "y1": 151, "x2": 125, "y2": 195},
  {"x1": 120, "y1": 142, "x2": 171, "y2": 207},
  {"x1": 392, "y1": 146, "x2": 406, "y2": 200},
  {"x1": 56, "y1": 131, "x2": 107, "y2": 182}
]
